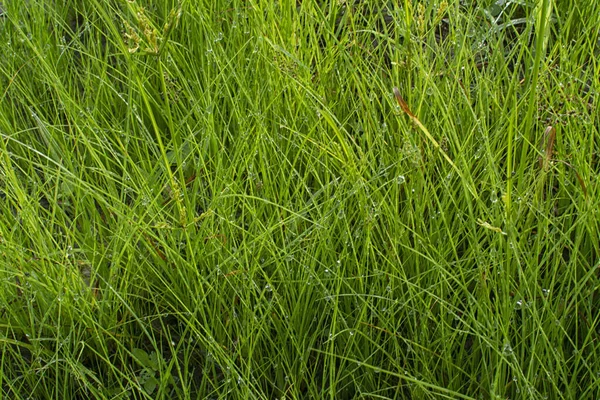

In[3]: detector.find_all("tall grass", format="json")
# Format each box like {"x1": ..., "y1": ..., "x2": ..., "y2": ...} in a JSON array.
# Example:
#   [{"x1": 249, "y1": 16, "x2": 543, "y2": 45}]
[{"x1": 0, "y1": 0, "x2": 598, "y2": 398}]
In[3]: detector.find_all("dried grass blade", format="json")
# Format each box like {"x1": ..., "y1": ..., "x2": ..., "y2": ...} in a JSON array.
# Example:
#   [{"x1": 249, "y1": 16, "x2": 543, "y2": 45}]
[
  {"x1": 539, "y1": 125, "x2": 556, "y2": 170},
  {"x1": 393, "y1": 87, "x2": 416, "y2": 119},
  {"x1": 392, "y1": 86, "x2": 479, "y2": 201},
  {"x1": 557, "y1": 160, "x2": 588, "y2": 200}
]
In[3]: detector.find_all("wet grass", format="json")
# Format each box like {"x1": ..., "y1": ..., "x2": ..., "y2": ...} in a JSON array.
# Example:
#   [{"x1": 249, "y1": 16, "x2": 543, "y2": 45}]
[{"x1": 0, "y1": 0, "x2": 599, "y2": 398}]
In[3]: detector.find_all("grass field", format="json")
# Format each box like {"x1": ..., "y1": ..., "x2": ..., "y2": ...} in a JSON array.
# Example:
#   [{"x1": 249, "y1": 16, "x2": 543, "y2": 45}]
[{"x1": 0, "y1": 0, "x2": 599, "y2": 398}]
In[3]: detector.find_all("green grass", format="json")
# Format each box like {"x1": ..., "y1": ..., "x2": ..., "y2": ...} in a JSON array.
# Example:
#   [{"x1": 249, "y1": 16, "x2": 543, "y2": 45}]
[{"x1": 0, "y1": 0, "x2": 599, "y2": 398}]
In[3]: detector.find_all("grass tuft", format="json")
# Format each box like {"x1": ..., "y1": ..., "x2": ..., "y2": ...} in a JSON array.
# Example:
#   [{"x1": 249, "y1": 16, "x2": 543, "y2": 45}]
[{"x1": 1, "y1": 0, "x2": 599, "y2": 398}]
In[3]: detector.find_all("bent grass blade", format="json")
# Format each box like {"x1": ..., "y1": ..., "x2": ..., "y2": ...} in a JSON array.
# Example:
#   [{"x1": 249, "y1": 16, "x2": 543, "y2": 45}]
[{"x1": 393, "y1": 87, "x2": 479, "y2": 201}]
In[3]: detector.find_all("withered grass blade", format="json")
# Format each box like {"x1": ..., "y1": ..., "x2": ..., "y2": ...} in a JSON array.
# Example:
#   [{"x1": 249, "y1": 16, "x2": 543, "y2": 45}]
[
  {"x1": 393, "y1": 87, "x2": 416, "y2": 119},
  {"x1": 556, "y1": 160, "x2": 588, "y2": 200},
  {"x1": 539, "y1": 125, "x2": 556, "y2": 170},
  {"x1": 392, "y1": 86, "x2": 479, "y2": 202}
]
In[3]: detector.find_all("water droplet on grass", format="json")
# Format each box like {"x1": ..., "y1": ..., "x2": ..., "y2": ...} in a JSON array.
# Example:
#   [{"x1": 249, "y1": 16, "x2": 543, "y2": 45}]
[
  {"x1": 490, "y1": 190, "x2": 498, "y2": 203},
  {"x1": 515, "y1": 299, "x2": 523, "y2": 309},
  {"x1": 502, "y1": 342, "x2": 513, "y2": 356}
]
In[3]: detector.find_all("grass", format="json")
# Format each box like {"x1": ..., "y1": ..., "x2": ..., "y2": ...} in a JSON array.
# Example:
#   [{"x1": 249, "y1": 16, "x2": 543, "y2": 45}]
[{"x1": 0, "y1": 0, "x2": 598, "y2": 398}]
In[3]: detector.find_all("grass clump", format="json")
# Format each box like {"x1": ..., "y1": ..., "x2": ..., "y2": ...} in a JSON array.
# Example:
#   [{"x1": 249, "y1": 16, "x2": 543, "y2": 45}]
[{"x1": 0, "y1": 0, "x2": 599, "y2": 398}]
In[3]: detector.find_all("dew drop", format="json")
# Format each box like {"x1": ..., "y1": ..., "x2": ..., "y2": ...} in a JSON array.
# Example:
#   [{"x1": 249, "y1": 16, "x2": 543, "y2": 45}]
[
  {"x1": 502, "y1": 342, "x2": 514, "y2": 356},
  {"x1": 490, "y1": 190, "x2": 498, "y2": 203},
  {"x1": 515, "y1": 299, "x2": 523, "y2": 309}
]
